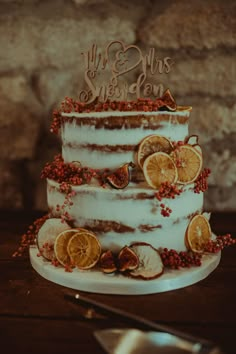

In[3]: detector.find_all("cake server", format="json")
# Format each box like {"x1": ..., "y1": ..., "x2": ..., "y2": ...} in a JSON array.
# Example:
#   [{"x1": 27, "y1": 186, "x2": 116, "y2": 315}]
[
  {"x1": 94, "y1": 328, "x2": 222, "y2": 354},
  {"x1": 64, "y1": 293, "x2": 223, "y2": 354}
]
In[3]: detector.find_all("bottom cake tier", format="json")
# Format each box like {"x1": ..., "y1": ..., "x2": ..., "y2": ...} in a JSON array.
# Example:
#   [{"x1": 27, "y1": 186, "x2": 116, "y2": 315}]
[
  {"x1": 30, "y1": 245, "x2": 221, "y2": 294},
  {"x1": 47, "y1": 179, "x2": 204, "y2": 252}
]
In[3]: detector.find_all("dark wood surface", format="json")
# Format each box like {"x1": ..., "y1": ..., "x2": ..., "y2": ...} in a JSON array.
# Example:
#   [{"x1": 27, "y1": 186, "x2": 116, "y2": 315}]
[{"x1": 1, "y1": 210, "x2": 236, "y2": 354}]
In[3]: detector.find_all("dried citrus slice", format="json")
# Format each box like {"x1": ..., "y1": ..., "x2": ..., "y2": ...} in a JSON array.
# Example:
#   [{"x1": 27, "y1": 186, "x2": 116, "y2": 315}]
[
  {"x1": 171, "y1": 145, "x2": 202, "y2": 184},
  {"x1": 186, "y1": 214, "x2": 212, "y2": 253},
  {"x1": 184, "y1": 135, "x2": 202, "y2": 155},
  {"x1": 37, "y1": 218, "x2": 70, "y2": 260},
  {"x1": 54, "y1": 229, "x2": 79, "y2": 266},
  {"x1": 143, "y1": 152, "x2": 178, "y2": 189},
  {"x1": 137, "y1": 135, "x2": 173, "y2": 169},
  {"x1": 67, "y1": 230, "x2": 101, "y2": 270}
]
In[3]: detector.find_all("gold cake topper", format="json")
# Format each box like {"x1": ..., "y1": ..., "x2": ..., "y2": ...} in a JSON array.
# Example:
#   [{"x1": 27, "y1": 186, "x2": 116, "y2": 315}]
[{"x1": 79, "y1": 40, "x2": 174, "y2": 103}]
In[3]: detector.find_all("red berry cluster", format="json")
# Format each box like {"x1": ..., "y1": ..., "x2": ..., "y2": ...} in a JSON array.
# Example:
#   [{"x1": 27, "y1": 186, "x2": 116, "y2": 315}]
[
  {"x1": 160, "y1": 248, "x2": 202, "y2": 269},
  {"x1": 160, "y1": 204, "x2": 172, "y2": 217},
  {"x1": 50, "y1": 258, "x2": 74, "y2": 272},
  {"x1": 41, "y1": 154, "x2": 101, "y2": 185},
  {"x1": 13, "y1": 214, "x2": 49, "y2": 257},
  {"x1": 50, "y1": 110, "x2": 62, "y2": 135},
  {"x1": 59, "y1": 95, "x2": 176, "y2": 114},
  {"x1": 37, "y1": 242, "x2": 54, "y2": 257},
  {"x1": 50, "y1": 92, "x2": 177, "y2": 134},
  {"x1": 155, "y1": 181, "x2": 182, "y2": 201},
  {"x1": 204, "y1": 234, "x2": 236, "y2": 253},
  {"x1": 155, "y1": 182, "x2": 182, "y2": 217},
  {"x1": 194, "y1": 168, "x2": 211, "y2": 193},
  {"x1": 56, "y1": 185, "x2": 76, "y2": 223},
  {"x1": 171, "y1": 140, "x2": 185, "y2": 149},
  {"x1": 51, "y1": 258, "x2": 60, "y2": 267}
]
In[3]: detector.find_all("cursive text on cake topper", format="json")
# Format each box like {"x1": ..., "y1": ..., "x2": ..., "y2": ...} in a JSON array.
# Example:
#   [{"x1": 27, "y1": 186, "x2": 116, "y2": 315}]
[{"x1": 79, "y1": 40, "x2": 174, "y2": 103}]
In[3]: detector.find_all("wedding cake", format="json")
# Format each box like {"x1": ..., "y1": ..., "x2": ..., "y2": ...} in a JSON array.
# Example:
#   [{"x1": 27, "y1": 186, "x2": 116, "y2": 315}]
[{"x1": 17, "y1": 41, "x2": 234, "y2": 292}]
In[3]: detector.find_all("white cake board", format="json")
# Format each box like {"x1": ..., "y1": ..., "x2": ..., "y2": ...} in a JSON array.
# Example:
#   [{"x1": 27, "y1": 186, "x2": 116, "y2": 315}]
[{"x1": 29, "y1": 246, "x2": 221, "y2": 295}]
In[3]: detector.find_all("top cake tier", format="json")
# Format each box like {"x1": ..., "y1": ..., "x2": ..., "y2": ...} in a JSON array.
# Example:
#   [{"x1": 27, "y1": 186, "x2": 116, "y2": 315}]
[{"x1": 60, "y1": 109, "x2": 191, "y2": 169}]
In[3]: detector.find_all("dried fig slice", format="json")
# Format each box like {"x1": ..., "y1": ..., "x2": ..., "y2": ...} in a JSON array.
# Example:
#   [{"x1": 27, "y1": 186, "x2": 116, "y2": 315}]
[
  {"x1": 99, "y1": 250, "x2": 117, "y2": 273},
  {"x1": 118, "y1": 246, "x2": 139, "y2": 272},
  {"x1": 129, "y1": 242, "x2": 164, "y2": 280},
  {"x1": 159, "y1": 89, "x2": 177, "y2": 112},
  {"x1": 106, "y1": 162, "x2": 135, "y2": 189},
  {"x1": 184, "y1": 135, "x2": 202, "y2": 155},
  {"x1": 184, "y1": 135, "x2": 199, "y2": 145}
]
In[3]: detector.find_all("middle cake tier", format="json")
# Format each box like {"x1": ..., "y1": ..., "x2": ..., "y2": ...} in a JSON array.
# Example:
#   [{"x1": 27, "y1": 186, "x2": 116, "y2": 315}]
[{"x1": 47, "y1": 179, "x2": 203, "y2": 252}]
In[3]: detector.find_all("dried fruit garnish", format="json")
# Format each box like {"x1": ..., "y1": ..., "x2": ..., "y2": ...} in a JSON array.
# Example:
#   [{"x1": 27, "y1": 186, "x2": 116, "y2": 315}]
[
  {"x1": 137, "y1": 135, "x2": 173, "y2": 169},
  {"x1": 99, "y1": 250, "x2": 117, "y2": 273},
  {"x1": 67, "y1": 229, "x2": 101, "y2": 270},
  {"x1": 143, "y1": 152, "x2": 178, "y2": 189},
  {"x1": 117, "y1": 246, "x2": 139, "y2": 272},
  {"x1": 129, "y1": 242, "x2": 164, "y2": 280},
  {"x1": 184, "y1": 135, "x2": 202, "y2": 155},
  {"x1": 37, "y1": 218, "x2": 71, "y2": 260},
  {"x1": 159, "y1": 89, "x2": 177, "y2": 111},
  {"x1": 54, "y1": 229, "x2": 79, "y2": 266},
  {"x1": 185, "y1": 213, "x2": 212, "y2": 253},
  {"x1": 171, "y1": 145, "x2": 202, "y2": 184},
  {"x1": 106, "y1": 162, "x2": 134, "y2": 189}
]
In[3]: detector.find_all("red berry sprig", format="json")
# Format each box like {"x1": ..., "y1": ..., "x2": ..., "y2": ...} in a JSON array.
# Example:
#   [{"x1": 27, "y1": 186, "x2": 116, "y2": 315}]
[
  {"x1": 50, "y1": 110, "x2": 62, "y2": 135},
  {"x1": 13, "y1": 214, "x2": 49, "y2": 257},
  {"x1": 37, "y1": 241, "x2": 54, "y2": 257},
  {"x1": 41, "y1": 154, "x2": 100, "y2": 185},
  {"x1": 160, "y1": 248, "x2": 202, "y2": 269},
  {"x1": 171, "y1": 140, "x2": 185, "y2": 149},
  {"x1": 204, "y1": 234, "x2": 236, "y2": 253},
  {"x1": 155, "y1": 182, "x2": 182, "y2": 217},
  {"x1": 50, "y1": 92, "x2": 177, "y2": 134},
  {"x1": 194, "y1": 168, "x2": 211, "y2": 193},
  {"x1": 160, "y1": 204, "x2": 172, "y2": 217},
  {"x1": 155, "y1": 181, "x2": 182, "y2": 201}
]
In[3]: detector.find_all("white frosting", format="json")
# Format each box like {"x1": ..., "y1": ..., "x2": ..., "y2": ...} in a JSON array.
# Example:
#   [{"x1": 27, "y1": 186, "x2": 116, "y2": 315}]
[
  {"x1": 61, "y1": 111, "x2": 189, "y2": 169},
  {"x1": 47, "y1": 179, "x2": 203, "y2": 252},
  {"x1": 61, "y1": 110, "x2": 191, "y2": 118}
]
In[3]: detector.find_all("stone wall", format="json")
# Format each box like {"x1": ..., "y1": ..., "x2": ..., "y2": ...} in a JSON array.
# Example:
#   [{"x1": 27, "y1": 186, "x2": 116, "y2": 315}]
[{"x1": 0, "y1": 0, "x2": 235, "y2": 211}]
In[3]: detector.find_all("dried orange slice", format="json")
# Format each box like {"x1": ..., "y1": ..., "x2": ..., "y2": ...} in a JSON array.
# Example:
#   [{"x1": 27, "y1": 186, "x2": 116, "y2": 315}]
[
  {"x1": 186, "y1": 214, "x2": 212, "y2": 253},
  {"x1": 67, "y1": 229, "x2": 101, "y2": 270},
  {"x1": 37, "y1": 218, "x2": 71, "y2": 261},
  {"x1": 185, "y1": 135, "x2": 202, "y2": 155},
  {"x1": 171, "y1": 145, "x2": 202, "y2": 184},
  {"x1": 143, "y1": 152, "x2": 178, "y2": 189},
  {"x1": 54, "y1": 229, "x2": 79, "y2": 266},
  {"x1": 137, "y1": 135, "x2": 173, "y2": 169}
]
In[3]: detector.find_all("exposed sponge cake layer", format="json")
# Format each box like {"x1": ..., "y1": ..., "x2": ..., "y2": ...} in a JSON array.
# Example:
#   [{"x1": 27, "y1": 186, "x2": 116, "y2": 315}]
[
  {"x1": 47, "y1": 179, "x2": 203, "y2": 252},
  {"x1": 61, "y1": 110, "x2": 190, "y2": 169}
]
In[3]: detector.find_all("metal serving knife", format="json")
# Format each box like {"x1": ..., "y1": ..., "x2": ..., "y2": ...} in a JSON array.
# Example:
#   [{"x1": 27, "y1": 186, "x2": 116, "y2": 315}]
[
  {"x1": 64, "y1": 293, "x2": 223, "y2": 354},
  {"x1": 94, "y1": 329, "x2": 222, "y2": 354}
]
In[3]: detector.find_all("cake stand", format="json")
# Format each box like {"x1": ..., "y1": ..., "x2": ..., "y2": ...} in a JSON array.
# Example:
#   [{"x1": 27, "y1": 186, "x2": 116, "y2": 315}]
[{"x1": 29, "y1": 246, "x2": 221, "y2": 295}]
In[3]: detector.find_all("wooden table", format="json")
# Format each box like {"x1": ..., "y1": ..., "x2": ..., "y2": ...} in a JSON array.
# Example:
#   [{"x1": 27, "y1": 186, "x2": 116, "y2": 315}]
[{"x1": 1, "y1": 211, "x2": 236, "y2": 354}]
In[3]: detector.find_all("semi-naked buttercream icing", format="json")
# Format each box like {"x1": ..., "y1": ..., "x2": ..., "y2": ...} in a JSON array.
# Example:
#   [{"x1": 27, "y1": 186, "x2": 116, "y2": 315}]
[
  {"x1": 47, "y1": 179, "x2": 203, "y2": 252},
  {"x1": 43, "y1": 97, "x2": 206, "y2": 256}
]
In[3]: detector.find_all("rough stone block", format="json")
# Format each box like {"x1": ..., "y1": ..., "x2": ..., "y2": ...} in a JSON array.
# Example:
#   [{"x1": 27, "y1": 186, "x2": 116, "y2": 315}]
[
  {"x1": 0, "y1": 100, "x2": 41, "y2": 160},
  {"x1": 205, "y1": 186, "x2": 236, "y2": 212},
  {"x1": 145, "y1": 54, "x2": 236, "y2": 98},
  {"x1": 0, "y1": 161, "x2": 23, "y2": 209},
  {"x1": 188, "y1": 98, "x2": 236, "y2": 145},
  {"x1": 139, "y1": 0, "x2": 236, "y2": 50},
  {"x1": 186, "y1": 97, "x2": 236, "y2": 190},
  {"x1": 0, "y1": 2, "x2": 139, "y2": 72},
  {"x1": 204, "y1": 149, "x2": 236, "y2": 188}
]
